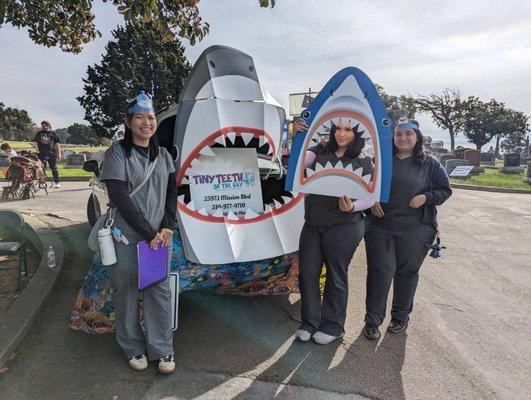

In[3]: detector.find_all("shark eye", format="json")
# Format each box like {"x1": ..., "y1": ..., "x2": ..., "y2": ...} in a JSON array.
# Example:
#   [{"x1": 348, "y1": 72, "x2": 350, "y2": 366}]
[
  {"x1": 382, "y1": 118, "x2": 390, "y2": 127},
  {"x1": 209, "y1": 60, "x2": 216, "y2": 68},
  {"x1": 249, "y1": 65, "x2": 254, "y2": 72},
  {"x1": 301, "y1": 110, "x2": 311, "y2": 119}
]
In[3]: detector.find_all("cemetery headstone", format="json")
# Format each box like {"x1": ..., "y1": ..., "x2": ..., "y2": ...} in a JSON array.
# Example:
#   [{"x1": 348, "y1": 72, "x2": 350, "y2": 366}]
[
  {"x1": 523, "y1": 161, "x2": 531, "y2": 184},
  {"x1": 464, "y1": 149, "x2": 484, "y2": 172},
  {"x1": 445, "y1": 159, "x2": 470, "y2": 175},
  {"x1": 480, "y1": 152, "x2": 495, "y2": 165},
  {"x1": 66, "y1": 153, "x2": 86, "y2": 169},
  {"x1": 453, "y1": 148, "x2": 468, "y2": 159},
  {"x1": 439, "y1": 154, "x2": 454, "y2": 168},
  {"x1": 501, "y1": 153, "x2": 524, "y2": 173}
]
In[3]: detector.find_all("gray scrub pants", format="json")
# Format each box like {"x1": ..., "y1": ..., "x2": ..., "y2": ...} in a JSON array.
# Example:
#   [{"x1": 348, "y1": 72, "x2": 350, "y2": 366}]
[
  {"x1": 109, "y1": 241, "x2": 173, "y2": 361},
  {"x1": 298, "y1": 222, "x2": 364, "y2": 336},
  {"x1": 364, "y1": 223, "x2": 436, "y2": 326}
]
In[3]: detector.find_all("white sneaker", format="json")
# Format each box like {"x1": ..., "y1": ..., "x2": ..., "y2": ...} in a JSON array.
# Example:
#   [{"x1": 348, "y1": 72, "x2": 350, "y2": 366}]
[
  {"x1": 295, "y1": 329, "x2": 312, "y2": 342},
  {"x1": 128, "y1": 354, "x2": 148, "y2": 371},
  {"x1": 312, "y1": 331, "x2": 343, "y2": 345},
  {"x1": 158, "y1": 354, "x2": 175, "y2": 374},
  {"x1": 51, "y1": 182, "x2": 60, "y2": 188}
]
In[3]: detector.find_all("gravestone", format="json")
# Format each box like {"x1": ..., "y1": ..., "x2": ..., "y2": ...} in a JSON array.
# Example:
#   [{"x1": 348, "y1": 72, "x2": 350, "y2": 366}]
[
  {"x1": 501, "y1": 153, "x2": 524, "y2": 173},
  {"x1": 445, "y1": 159, "x2": 470, "y2": 175},
  {"x1": 453, "y1": 148, "x2": 468, "y2": 159},
  {"x1": 480, "y1": 152, "x2": 495, "y2": 165},
  {"x1": 81, "y1": 151, "x2": 93, "y2": 160},
  {"x1": 0, "y1": 154, "x2": 8, "y2": 168},
  {"x1": 464, "y1": 149, "x2": 484, "y2": 173},
  {"x1": 63, "y1": 149, "x2": 73, "y2": 158},
  {"x1": 65, "y1": 153, "x2": 86, "y2": 169},
  {"x1": 523, "y1": 161, "x2": 531, "y2": 184},
  {"x1": 439, "y1": 154, "x2": 454, "y2": 168}
]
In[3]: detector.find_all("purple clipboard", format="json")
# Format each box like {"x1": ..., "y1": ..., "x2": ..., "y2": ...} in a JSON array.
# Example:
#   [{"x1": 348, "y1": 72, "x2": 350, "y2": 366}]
[{"x1": 137, "y1": 241, "x2": 168, "y2": 290}]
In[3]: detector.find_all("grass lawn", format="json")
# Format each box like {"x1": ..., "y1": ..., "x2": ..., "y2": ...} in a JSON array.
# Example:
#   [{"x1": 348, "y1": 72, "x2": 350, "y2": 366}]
[
  {"x1": 56, "y1": 163, "x2": 92, "y2": 177},
  {"x1": 450, "y1": 167, "x2": 530, "y2": 190}
]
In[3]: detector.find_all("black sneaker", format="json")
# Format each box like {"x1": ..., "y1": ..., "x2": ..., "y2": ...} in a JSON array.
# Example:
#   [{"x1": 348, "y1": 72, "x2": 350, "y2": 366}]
[
  {"x1": 387, "y1": 319, "x2": 408, "y2": 334},
  {"x1": 363, "y1": 324, "x2": 381, "y2": 340}
]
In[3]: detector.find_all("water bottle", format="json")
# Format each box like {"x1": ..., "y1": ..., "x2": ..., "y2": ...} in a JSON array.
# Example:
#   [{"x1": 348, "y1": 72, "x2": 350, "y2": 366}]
[
  {"x1": 98, "y1": 227, "x2": 117, "y2": 266},
  {"x1": 47, "y1": 246, "x2": 56, "y2": 269}
]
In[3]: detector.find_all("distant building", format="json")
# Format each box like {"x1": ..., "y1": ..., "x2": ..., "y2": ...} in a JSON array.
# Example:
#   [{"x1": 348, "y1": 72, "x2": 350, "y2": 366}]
[
  {"x1": 431, "y1": 140, "x2": 444, "y2": 150},
  {"x1": 288, "y1": 89, "x2": 319, "y2": 118},
  {"x1": 424, "y1": 136, "x2": 433, "y2": 149}
]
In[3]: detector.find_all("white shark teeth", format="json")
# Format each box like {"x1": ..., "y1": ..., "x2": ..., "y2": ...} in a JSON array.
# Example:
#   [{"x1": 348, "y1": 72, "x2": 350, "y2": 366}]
[
  {"x1": 244, "y1": 208, "x2": 259, "y2": 219},
  {"x1": 258, "y1": 135, "x2": 267, "y2": 148},
  {"x1": 266, "y1": 145, "x2": 273, "y2": 155},
  {"x1": 181, "y1": 177, "x2": 190, "y2": 184},
  {"x1": 214, "y1": 135, "x2": 226, "y2": 146},
  {"x1": 212, "y1": 209, "x2": 224, "y2": 217},
  {"x1": 315, "y1": 162, "x2": 325, "y2": 172},
  {"x1": 186, "y1": 200, "x2": 196, "y2": 211},
  {"x1": 335, "y1": 161, "x2": 345, "y2": 169},
  {"x1": 344, "y1": 163, "x2": 353, "y2": 172},
  {"x1": 306, "y1": 168, "x2": 315, "y2": 177},
  {"x1": 225, "y1": 131, "x2": 237, "y2": 145},
  {"x1": 324, "y1": 161, "x2": 334, "y2": 169},
  {"x1": 353, "y1": 167, "x2": 363, "y2": 176},
  {"x1": 362, "y1": 174, "x2": 372, "y2": 183},
  {"x1": 177, "y1": 194, "x2": 185, "y2": 204},
  {"x1": 241, "y1": 132, "x2": 254, "y2": 146},
  {"x1": 190, "y1": 158, "x2": 201, "y2": 168},
  {"x1": 198, "y1": 208, "x2": 208, "y2": 216},
  {"x1": 281, "y1": 196, "x2": 293, "y2": 204},
  {"x1": 226, "y1": 210, "x2": 238, "y2": 220},
  {"x1": 199, "y1": 146, "x2": 216, "y2": 157},
  {"x1": 361, "y1": 131, "x2": 371, "y2": 139}
]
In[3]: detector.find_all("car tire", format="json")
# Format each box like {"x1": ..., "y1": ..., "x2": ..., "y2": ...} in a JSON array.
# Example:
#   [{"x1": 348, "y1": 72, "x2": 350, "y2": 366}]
[{"x1": 87, "y1": 193, "x2": 102, "y2": 227}]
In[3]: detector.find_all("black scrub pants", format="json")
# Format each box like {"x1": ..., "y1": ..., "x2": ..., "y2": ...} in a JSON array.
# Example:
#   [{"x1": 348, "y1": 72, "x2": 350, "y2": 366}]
[
  {"x1": 38, "y1": 152, "x2": 60, "y2": 183},
  {"x1": 298, "y1": 221, "x2": 364, "y2": 337},
  {"x1": 364, "y1": 223, "x2": 436, "y2": 327}
]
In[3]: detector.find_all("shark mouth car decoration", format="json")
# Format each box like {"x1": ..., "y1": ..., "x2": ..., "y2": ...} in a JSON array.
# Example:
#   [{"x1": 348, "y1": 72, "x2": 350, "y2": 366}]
[
  {"x1": 285, "y1": 67, "x2": 392, "y2": 202},
  {"x1": 173, "y1": 45, "x2": 305, "y2": 264}
]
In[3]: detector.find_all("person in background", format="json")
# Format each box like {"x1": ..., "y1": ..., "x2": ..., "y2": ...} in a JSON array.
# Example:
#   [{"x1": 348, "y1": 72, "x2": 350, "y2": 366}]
[
  {"x1": 32, "y1": 121, "x2": 62, "y2": 188},
  {"x1": 363, "y1": 118, "x2": 452, "y2": 340},
  {"x1": 1, "y1": 143, "x2": 17, "y2": 160}
]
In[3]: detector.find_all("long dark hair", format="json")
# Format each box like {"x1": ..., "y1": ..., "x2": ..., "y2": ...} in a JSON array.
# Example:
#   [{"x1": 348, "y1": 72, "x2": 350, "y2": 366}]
[
  {"x1": 322, "y1": 122, "x2": 365, "y2": 159},
  {"x1": 393, "y1": 128, "x2": 426, "y2": 165},
  {"x1": 121, "y1": 99, "x2": 159, "y2": 162}
]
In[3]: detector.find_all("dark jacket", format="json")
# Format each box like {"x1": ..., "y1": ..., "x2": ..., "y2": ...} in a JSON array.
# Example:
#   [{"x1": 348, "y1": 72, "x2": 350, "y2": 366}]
[{"x1": 421, "y1": 155, "x2": 452, "y2": 227}]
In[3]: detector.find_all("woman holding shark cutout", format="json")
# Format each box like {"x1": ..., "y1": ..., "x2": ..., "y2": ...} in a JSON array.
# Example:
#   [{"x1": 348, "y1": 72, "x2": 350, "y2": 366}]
[{"x1": 293, "y1": 117, "x2": 374, "y2": 345}]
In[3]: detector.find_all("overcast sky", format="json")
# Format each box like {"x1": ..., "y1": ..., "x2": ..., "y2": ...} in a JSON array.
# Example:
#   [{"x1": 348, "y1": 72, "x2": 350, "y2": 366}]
[{"x1": 1, "y1": 0, "x2": 530, "y2": 148}]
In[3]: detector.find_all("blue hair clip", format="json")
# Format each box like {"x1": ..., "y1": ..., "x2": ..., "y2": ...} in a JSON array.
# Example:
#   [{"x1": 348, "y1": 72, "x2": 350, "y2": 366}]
[{"x1": 128, "y1": 91, "x2": 154, "y2": 114}]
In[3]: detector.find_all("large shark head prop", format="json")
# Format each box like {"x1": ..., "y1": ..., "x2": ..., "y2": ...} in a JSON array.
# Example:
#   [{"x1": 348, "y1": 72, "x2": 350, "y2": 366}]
[
  {"x1": 173, "y1": 45, "x2": 304, "y2": 264},
  {"x1": 285, "y1": 67, "x2": 392, "y2": 202}
]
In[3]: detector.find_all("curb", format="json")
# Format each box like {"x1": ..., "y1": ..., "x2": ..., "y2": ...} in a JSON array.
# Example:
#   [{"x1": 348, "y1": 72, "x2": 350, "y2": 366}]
[
  {"x1": 0, "y1": 214, "x2": 64, "y2": 367},
  {"x1": 451, "y1": 183, "x2": 531, "y2": 194}
]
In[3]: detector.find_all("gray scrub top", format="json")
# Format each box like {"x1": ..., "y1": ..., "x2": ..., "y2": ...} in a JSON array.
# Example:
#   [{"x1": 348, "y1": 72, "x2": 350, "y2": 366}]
[{"x1": 100, "y1": 142, "x2": 175, "y2": 244}]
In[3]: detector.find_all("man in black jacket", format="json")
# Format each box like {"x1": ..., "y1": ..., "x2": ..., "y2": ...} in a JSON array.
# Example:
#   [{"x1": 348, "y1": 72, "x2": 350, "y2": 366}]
[{"x1": 33, "y1": 121, "x2": 62, "y2": 188}]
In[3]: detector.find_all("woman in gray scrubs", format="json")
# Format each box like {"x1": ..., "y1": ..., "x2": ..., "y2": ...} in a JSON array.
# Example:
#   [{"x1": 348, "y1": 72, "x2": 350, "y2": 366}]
[
  {"x1": 99, "y1": 92, "x2": 178, "y2": 373},
  {"x1": 363, "y1": 118, "x2": 452, "y2": 339}
]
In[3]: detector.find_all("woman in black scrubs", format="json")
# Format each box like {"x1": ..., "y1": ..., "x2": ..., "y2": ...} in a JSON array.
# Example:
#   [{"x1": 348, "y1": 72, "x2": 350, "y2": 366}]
[
  {"x1": 293, "y1": 118, "x2": 374, "y2": 345},
  {"x1": 363, "y1": 118, "x2": 452, "y2": 339}
]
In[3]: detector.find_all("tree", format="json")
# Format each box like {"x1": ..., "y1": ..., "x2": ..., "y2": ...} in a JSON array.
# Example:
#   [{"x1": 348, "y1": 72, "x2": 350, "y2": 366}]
[
  {"x1": 501, "y1": 113, "x2": 529, "y2": 154},
  {"x1": 0, "y1": 102, "x2": 37, "y2": 140},
  {"x1": 413, "y1": 88, "x2": 468, "y2": 151},
  {"x1": 67, "y1": 123, "x2": 100, "y2": 145},
  {"x1": 77, "y1": 22, "x2": 190, "y2": 138},
  {"x1": 376, "y1": 85, "x2": 416, "y2": 122},
  {"x1": 54, "y1": 127, "x2": 70, "y2": 144},
  {"x1": 1, "y1": 1, "x2": 276, "y2": 54},
  {"x1": 463, "y1": 98, "x2": 529, "y2": 153}
]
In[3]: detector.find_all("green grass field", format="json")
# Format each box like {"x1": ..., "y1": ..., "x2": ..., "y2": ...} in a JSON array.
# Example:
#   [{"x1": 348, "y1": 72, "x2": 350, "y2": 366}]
[
  {"x1": 450, "y1": 167, "x2": 530, "y2": 190},
  {"x1": 4, "y1": 140, "x2": 107, "y2": 154}
]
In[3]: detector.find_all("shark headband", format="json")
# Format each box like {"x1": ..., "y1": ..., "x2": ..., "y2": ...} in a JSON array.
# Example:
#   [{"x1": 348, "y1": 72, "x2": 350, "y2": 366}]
[
  {"x1": 395, "y1": 117, "x2": 419, "y2": 131},
  {"x1": 127, "y1": 91, "x2": 155, "y2": 114}
]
